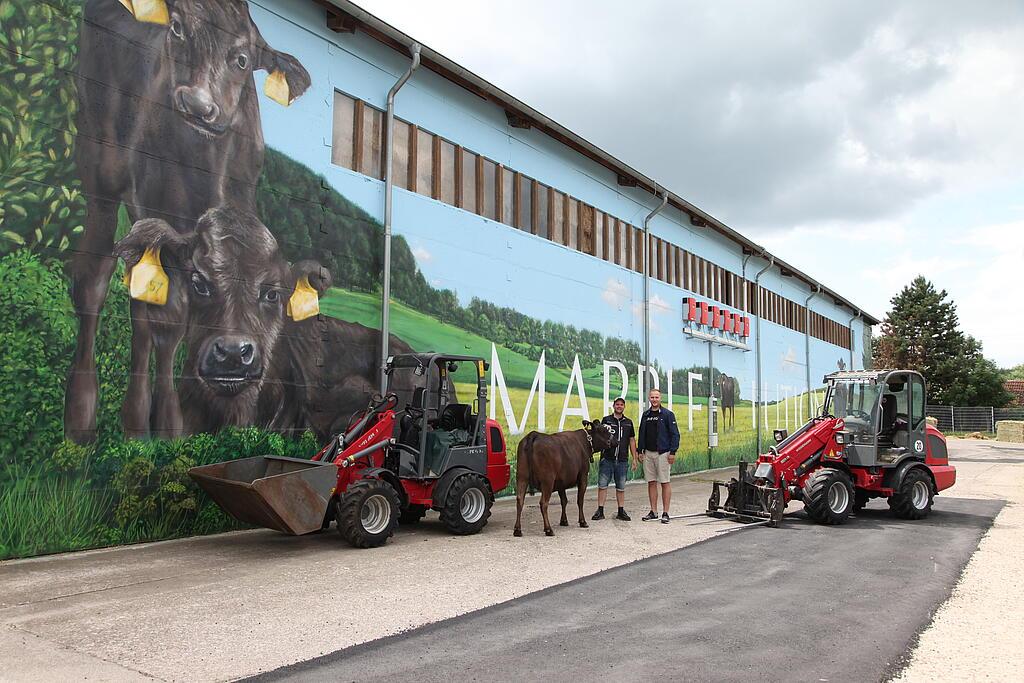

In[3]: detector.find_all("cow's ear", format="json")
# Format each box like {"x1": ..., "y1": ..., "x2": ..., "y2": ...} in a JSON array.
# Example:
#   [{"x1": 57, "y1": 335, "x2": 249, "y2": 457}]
[
  {"x1": 582, "y1": 420, "x2": 592, "y2": 428},
  {"x1": 114, "y1": 218, "x2": 191, "y2": 272},
  {"x1": 291, "y1": 260, "x2": 332, "y2": 296},
  {"x1": 118, "y1": 0, "x2": 171, "y2": 26},
  {"x1": 257, "y1": 47, "x2": 311, "y2": 106}
]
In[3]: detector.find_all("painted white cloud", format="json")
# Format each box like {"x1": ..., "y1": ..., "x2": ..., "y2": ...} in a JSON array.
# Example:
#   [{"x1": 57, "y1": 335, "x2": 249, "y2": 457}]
[
  {"x1": 412, "y1": 246, "x2": 433, "y2": 263},
  {"x1": 601, "y1": 278, "x2": 629, "y2": 310}
]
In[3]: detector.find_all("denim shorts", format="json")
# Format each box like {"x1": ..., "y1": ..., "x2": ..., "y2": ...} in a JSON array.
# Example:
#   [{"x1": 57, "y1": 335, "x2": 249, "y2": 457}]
[{"x1": 598, "y1": 458, "x2": 629, "y2": 491}]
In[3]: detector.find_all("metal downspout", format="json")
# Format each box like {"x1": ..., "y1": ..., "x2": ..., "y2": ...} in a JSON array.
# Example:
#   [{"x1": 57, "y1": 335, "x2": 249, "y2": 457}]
[
  {"x1": 642, "y1": 189, "x2": 668, "y2": 399},
  {"x1": 741, "y1": 251, "x2": 752, "y2": 312},
  {"x1": 804, "y1": 285, "x2": 822, "y2": 420},
  {"x1": 380, "y1": 43, "x2": 421, "y2": 393},
  {"x1": 848, "y1": 308, "x2": 861, "y2": 370},
  {"x1": 754, "y1": 253, "x2": 775, "y2": 452}
]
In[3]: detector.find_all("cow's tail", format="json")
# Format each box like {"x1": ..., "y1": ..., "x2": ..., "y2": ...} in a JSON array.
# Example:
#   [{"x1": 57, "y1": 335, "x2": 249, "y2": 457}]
[{"x1": 516, "y1": 431, "x2": 541, "y2": 495}]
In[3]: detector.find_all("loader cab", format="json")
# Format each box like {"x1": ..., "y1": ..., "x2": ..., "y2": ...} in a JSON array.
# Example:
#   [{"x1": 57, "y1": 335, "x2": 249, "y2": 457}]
[
  {"x1": 385, "y1": 353, "x2": 490, "y2": 479},
  {"x1": 823, "y1": 370, "x2": 928, "y2": 468}
]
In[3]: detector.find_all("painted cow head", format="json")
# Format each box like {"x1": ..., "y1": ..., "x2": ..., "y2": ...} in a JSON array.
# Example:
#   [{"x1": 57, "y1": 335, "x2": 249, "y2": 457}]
[
  {"x1": 123, "y1": 0, "x2": 311, "y2": 136},
  {"x1": 115, "y1": 207, "x2": 330, "y2": 402}
]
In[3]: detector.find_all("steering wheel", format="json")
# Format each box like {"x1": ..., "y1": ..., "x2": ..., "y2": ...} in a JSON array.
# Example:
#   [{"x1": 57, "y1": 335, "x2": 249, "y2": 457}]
[{"x1": 847, "y1": 409, "x2": 871, "y2": 421}]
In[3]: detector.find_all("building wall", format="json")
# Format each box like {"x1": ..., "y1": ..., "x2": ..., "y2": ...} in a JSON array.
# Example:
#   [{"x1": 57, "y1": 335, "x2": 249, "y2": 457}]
[{"x1": 0, "y1": 0, "x2": 870, "y2": 559}]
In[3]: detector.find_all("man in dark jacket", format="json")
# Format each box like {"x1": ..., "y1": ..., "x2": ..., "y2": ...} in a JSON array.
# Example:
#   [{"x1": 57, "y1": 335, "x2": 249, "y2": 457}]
[
  {"x1": 637, "y1": 388, "x2": 681, "y2": 523},
  {"x1": 592, "y1": 397, "x2": 639, "y2": 521}
]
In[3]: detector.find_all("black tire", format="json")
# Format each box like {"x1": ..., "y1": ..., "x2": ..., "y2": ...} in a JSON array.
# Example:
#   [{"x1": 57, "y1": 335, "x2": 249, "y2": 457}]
[
  {"x1": 439, "y1": 473, "x2": 493, "y2": 535},
  {"x1": 802, "y1": 467, "x2": 854, "y2": 525},
  {"x1": 888, "y1": 468, "x2": 934, "y2": 520},
  {"x1": 853, "y1": 489, "x2": 870, "y2": 513},
  {"x1": 399, "y1": 504, "x2": 428, "y2": 525},
  {"x1": 335, "y1": 479, "x2": 400, "y2": 548}
]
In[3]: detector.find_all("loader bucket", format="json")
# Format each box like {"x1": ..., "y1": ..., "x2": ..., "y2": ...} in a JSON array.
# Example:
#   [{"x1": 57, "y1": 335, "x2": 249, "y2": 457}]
[{"x1": 188, "y1": 456, "x2": 337, "y2": 535}]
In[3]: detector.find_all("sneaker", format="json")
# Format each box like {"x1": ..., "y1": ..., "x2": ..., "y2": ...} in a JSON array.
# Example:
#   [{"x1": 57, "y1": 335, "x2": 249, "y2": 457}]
[
  {"x1": 661, "y1": 512, "x2": 670, "y2": 524},
  {"x1": 591, "y1": 507, "x2": 605, "y2": 521},
  {"x1": 642, "y1": 510, "x2": 658, "y2": 521},
  {"x1": 616, "y1": 508, "x2": 631, "y2": 521}
]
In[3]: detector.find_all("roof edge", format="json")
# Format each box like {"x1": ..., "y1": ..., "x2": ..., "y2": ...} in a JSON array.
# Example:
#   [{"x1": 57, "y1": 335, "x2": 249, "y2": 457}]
[{"x1": 320, "y1": 0, "x2": 881, "y2": 326}]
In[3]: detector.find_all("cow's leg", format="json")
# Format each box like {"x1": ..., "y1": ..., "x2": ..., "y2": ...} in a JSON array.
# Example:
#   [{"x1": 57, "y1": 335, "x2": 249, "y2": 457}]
[
  {"x1": 539, "y1": 481, "x2": 554, "y2": 536},
  {"x1": 558, "y1": 488, "x2": 569, "y2": 526},
  {"x1": 64, "y1": 195, "x2": 119, "y2": 443},
  {"x1": 120, "y1": 305, "x2": 152, "y2": 439},
  {"x1": 573, "y1": 475, "x2": 589, "y2": 528},
  {"x1": 513, "y1": 476, "x2": 527, "y2": 537},
  {"x1": 150, "y1": 320, "x2": 185, "y2": 439}
]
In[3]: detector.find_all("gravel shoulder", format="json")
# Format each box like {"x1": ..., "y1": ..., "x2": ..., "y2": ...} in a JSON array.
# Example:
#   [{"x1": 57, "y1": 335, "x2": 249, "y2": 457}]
[{"x1": 890, "y1": 439, "x2": 1024, "y2": 682}]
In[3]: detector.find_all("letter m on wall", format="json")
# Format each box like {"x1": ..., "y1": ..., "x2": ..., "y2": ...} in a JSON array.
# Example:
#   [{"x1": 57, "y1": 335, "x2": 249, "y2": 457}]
[{"x1": 489, "y1": 343, "x2": 545, "y2": 435}]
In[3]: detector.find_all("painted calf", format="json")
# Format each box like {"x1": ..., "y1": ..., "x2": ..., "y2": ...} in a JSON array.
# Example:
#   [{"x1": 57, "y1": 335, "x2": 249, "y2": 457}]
[
  {"x1": 115, "y1": 208, "x2": 411, "y2": 440},
  {"x1": 513, "y1": 421, "x2": 617, "y2": 537},
  {"x1": 67, "y1": 0, "x2": 311, "y2": 441}
]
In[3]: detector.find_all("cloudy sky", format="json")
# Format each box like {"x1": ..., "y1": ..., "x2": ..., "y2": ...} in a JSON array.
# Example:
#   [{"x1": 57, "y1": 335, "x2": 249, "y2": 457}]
[{"x1": 357, "y1": 0, "x2": 1024, "y2": 367}]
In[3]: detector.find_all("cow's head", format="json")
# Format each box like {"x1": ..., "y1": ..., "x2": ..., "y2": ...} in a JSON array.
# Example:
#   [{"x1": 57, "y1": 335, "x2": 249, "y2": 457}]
[
  {"x1": 123, "y1": 0, "x2": 311, "y2": 136},
  {"x1": 115, "y1": 208, "x2": 330, "y2": 402},
  {"x1": 582, "y1": 419, "x2": 618, "y2": 453}
]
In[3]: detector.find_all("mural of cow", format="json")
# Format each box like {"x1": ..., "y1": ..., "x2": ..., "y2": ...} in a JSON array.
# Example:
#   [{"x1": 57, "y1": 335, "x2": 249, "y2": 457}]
[
  {"x1": 65, "y1": 0, "x2": 311, "y2": 441},
  {"x1": 115, "y1": 208, "x2": 411, "y2": 440},
  {"x1": 718, "y1": 373, "x2": 737, "y2": 430}
]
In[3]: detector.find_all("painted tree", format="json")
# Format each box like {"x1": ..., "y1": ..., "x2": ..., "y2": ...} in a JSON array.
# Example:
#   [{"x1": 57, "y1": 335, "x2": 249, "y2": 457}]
[{"x1": 873, "y1": 276, "x2": 1009, "y2": 406}]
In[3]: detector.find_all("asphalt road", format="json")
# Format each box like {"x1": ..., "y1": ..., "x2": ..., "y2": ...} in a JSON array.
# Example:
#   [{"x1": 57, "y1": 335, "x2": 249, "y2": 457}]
[{"x1": 253, "y1": 496, "x2": 1002, "y2": 683}]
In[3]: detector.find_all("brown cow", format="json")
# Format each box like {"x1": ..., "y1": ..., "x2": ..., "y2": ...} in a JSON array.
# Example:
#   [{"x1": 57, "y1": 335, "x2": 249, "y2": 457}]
[
  {"x1": 115, "y1": 207, "x2": 411, "y2": 440},
  {"x1": 66, "y1": 0, "x2": 311, "y2": 442},
  {"x1": 718, "y1": 374, "x2": 737, "y2": 430},
  {"x1": 513, "y1": 421, "x2": 618, "y2": 537}
]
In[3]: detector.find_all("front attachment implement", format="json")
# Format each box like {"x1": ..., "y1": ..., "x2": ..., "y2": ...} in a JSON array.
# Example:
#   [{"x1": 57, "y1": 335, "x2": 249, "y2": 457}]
[{"x1": 707, "y1": 461, "x2": 785, "y2": 528}]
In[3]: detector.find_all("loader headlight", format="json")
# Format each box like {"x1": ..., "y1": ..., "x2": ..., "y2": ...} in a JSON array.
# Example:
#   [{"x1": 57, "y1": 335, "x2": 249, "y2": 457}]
[
  {"x1": 753, "y1": 462, "x2": 773, "y2": 479},
  {"x1": 835, "y1": 432, "x2": 846, "y2": 445}
]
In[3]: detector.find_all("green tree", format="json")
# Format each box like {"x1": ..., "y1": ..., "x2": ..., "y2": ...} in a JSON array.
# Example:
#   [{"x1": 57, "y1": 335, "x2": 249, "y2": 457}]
[
  {"x1": 873, "y1": 276, "x2": 1010, "y2": 406},
  {"x1": 1002, "y1": 364, "x2": 1024, "y2": 381}
]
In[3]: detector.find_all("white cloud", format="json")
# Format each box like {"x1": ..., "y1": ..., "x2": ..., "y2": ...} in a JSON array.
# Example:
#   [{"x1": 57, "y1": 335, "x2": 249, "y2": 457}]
[
  {"x1": 412, "y1": 246, "x2": 433, "y2": 263},
  {"x1": 601, "y1": 278, "x2": 629, "y2": 310}
]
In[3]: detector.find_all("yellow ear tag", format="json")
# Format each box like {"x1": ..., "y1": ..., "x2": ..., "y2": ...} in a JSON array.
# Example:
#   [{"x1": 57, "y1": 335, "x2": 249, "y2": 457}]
[
  {"x1": 264, "y1": 70, "x2": 291, "y2": 106},
  {"x1": 287, "y1": 276, "x2": 319, "y2": 321},
  {"x1": 128, "y1": 246, "x2": 169, "y2": 306},
  {"x1": 128, "y1": 0, "x2": 169, "y2": 25}
]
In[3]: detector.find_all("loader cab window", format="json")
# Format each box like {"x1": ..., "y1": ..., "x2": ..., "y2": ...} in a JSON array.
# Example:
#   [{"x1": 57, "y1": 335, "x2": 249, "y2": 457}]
[
  {"x1": 879, "y1": 375, "x2": 911, "y2": 453},
  {"x1": 911, "y1": 376, "x2": 926, "y2": 429},
  {"x1": 825, "y1": 380, "x2": 881, "y2": 443}
]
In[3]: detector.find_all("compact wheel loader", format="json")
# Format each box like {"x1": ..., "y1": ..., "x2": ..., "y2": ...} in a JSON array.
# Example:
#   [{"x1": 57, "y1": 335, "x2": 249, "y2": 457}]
[
  {"x1": 189, "y1": 354, "x2": 511, "y2": 548},
  {"x1": 707, "y1": 369, "x2": 956, "y2": 527}
]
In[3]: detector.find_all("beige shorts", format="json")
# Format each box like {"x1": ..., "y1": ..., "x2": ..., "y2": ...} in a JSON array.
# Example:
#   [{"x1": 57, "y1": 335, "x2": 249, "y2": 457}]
[{"x1": 643, "y1": 450, "x2": 672, "y2": 484}]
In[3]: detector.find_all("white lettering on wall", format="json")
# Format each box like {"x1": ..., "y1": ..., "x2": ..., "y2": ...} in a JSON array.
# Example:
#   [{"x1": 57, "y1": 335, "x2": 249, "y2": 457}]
[
  {"x1": 603, "y1": 360, "x2": 628, "y2": 417},
  {"x1": 559, "y1": 354, "x2": 591, "y2": 430},
  {"x1": 688, "y1": 372, "x2": 703, "y2": 432},
  {"x1": 490, "y1": 343, "x2": 545, "y2": 435}
]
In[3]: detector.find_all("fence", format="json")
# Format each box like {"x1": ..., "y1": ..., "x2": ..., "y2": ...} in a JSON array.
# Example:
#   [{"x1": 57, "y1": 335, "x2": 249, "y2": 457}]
[{"x1": 926, "y1": 405, "x2": 1024, "y2": 433}]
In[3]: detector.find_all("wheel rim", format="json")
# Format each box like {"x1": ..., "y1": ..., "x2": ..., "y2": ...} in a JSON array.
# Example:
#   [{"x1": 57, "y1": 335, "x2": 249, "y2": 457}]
[
  {"x1": 911, "y1": 480, "x2": 930, "y2": 509},
  {"x1": 360, "y1": 494, "x2": 391, "y2": 535},
  {"x1": 460, "y1": 487, "x2": 486, "y2": 523},
  {"x1": 827, "y1": 481, "x2": 849, "y2": 514}
]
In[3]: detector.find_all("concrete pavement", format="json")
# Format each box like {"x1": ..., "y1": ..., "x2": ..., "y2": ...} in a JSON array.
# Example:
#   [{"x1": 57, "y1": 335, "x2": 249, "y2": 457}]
[{"x1": 0, "y1": 467, "x2": 737, "y2": 681}]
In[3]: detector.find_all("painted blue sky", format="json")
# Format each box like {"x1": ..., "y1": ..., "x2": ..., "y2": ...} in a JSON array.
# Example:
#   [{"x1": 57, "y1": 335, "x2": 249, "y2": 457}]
[{"x1": 356, "y1": 0, "x2": 1024, "y2": 368}]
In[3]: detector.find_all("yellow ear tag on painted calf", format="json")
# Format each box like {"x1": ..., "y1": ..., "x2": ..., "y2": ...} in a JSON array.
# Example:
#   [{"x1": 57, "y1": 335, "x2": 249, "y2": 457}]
[
  {"x1": 120, "y1": 0, "x2": 170, "y2": 25},
  {"x1": 128, "y1": 246, "x2": 169, "y2": 306},
  {"x1": 264, "y1": 70, "x2": 291, "y2": 106},
  {"x1": 287, "y1": 276, "x2": 319, "y2": 321}
]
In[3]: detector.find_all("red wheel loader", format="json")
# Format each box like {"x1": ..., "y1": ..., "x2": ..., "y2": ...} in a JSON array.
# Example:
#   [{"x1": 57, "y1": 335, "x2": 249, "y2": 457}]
[
  {"x1": 707, "y1": 370, "x2": 956, "y2": 527},
  {"x1": 189, "y1": 354, "x2": 511, "y2": 548}
]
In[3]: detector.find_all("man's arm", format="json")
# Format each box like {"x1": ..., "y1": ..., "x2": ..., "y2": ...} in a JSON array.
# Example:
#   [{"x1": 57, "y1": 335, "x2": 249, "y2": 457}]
[
  {"x1": 629, "y1": 437, "x2": 639, "y2": 462},
  {"x1": 667, "y1": 411, "x2": 681, "y2": 454}
]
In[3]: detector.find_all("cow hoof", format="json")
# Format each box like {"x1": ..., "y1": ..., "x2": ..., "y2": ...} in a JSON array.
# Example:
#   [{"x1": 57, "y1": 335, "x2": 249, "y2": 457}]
[
  {"x1": 513, "y1": 528, "x2": 522, "y2": 537},
  {"x1": 544, "y1": 529, "x2": 554, "y2": 537},
  {"x1": 579, "y1": 521, "x2": 589, "y2": 528},
  {"x1": 559, "y1": 520, "x2": 568, "y2": 527}
]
